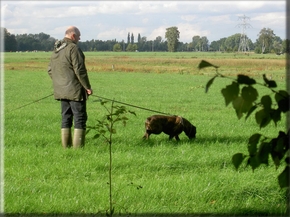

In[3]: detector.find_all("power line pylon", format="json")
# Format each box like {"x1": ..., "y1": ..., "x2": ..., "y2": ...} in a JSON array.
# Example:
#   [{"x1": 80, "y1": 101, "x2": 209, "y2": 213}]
[{"x1": 237, "y1": 15, "x2": 252, "y2": 52}]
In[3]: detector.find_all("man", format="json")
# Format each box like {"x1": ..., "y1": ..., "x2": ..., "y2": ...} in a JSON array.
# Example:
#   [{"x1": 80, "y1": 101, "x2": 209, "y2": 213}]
[{"x1": 48, "y1": 26, "x2": 93, "y2": 148}]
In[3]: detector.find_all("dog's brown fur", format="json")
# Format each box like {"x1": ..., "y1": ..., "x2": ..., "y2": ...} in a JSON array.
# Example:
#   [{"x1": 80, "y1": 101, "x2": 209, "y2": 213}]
[{"x1": 143, "y1": 115, "x2": 196, "y2": 141}]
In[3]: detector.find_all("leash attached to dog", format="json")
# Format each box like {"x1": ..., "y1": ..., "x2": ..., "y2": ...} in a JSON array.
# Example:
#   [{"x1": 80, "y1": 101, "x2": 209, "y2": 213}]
[
  {"x1": 91, "y1": 95, "x2": 173, "y2": 116},
  {"x1": 9, "y1": 93, "x2": 173, "y2": 116}
]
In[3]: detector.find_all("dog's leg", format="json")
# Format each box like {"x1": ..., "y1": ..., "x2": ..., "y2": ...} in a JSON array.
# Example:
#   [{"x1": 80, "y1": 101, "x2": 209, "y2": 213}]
[
  {"x1": 142, "y1": 132, "x2": 150, "y2": 139},
  {"x1": 175, "y1": 135, "x2": 181, "y2": 141},
  {"x1": 143, "y1": 119, "x2": 152, "y2": 140}
]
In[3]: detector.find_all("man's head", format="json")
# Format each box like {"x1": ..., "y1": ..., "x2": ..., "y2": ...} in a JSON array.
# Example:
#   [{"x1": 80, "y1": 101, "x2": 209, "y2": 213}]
[{"x1": 65, "y1": 26, "x2": 81, "y2": 43}]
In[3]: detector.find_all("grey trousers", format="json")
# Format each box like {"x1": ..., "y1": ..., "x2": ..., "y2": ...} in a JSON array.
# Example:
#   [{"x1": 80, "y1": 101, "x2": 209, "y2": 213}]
[{"x1": 60, "y1": 99, "x2": 87, "y2": 129}]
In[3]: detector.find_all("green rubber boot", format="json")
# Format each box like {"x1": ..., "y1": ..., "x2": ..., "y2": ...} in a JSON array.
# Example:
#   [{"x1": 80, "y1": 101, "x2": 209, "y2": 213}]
[
  {"x1": 73, "y1": 128, "x2": 86, "y2": 148},
  {"x1": 61, "y1": 128, "x2": 72, "y2": 148}
]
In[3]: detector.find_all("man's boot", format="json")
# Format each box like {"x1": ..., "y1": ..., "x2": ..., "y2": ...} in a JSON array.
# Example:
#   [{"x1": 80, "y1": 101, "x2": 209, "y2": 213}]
[
  {"x1": 73, "y1": 128, "x2": 86, "y2": 148},
  {"x1": 61, "y1": 128, "x2": 72, "y2": 148}
]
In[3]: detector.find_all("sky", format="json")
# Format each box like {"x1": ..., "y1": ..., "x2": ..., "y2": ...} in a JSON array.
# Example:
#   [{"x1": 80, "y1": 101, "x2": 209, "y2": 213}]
[{"x1": 1, "y1": 1, "x2": 287, "y2": 44}]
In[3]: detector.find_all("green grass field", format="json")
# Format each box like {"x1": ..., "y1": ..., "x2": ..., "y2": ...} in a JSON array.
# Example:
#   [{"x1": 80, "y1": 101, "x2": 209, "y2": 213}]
[{"x1": 3, "y1": 51, "x2": 288, "y2": 216}]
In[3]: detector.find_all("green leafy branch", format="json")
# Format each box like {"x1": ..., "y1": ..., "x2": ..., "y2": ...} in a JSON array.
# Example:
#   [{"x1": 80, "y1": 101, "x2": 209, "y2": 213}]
[
  {"x1": 87, "y1": 99, "x2": 136, "y2": 217},
  {"x1": 199, "y1": 60, "x2": 289, "y2": 189}
]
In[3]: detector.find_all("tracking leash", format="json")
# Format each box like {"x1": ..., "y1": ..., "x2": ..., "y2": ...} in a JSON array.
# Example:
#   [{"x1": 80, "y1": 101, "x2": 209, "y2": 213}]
[
  {"x1": 9, "y1": 93, "x2": 173, "y2": 116},
  {"x1": 9, "y1": 93, "x2": 54, "y2": 112},
  {"x1": 91, "y1": 95, "x2": 173, "y2": 116}
]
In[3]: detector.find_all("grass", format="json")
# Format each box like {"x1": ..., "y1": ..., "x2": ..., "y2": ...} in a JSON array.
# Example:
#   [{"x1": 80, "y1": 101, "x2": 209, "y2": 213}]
[{"x1": 3, "y1": 51, "x2": 288, "y2": 216}]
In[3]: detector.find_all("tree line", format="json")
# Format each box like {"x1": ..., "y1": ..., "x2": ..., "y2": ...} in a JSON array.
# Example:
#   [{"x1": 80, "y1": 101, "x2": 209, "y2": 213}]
[{"x1": 2, "y1": 26, "x2": 288, "y2": 54}]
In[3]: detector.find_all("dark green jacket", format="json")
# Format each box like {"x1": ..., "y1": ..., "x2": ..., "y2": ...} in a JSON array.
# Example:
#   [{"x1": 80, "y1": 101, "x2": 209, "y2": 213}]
[{"x1": 48, "y1": 38, "x2": 91, "y2": 101}]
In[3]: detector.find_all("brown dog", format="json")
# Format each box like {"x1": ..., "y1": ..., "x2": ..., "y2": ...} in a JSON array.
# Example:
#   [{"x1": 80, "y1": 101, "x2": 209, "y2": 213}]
[{"x1": 142, "y1": 115, "x2": 196, "y2": 141}]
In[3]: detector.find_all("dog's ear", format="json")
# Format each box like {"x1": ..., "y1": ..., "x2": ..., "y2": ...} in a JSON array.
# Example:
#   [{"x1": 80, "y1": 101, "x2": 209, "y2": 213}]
[{"x1": 176, "y1": 116, "x2": 183, "y2": 125}]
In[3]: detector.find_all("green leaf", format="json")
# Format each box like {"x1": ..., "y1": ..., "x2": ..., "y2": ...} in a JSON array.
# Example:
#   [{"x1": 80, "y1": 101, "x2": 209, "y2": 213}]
[
  {"x1": 278, "y1": 166, "x2": 290, "y2": 188},
  {"x1": 278, "y1": 98, "x2": 290, "y2": 113},
  {"x1": 122, "y1": 120, "x2": 127, "y2": 126},
  {"x1": 260, "y1": 95, "x2": 272, "y2": 112},
  {"x1": 86, "y1": 129, "x2": 91, "y2": 134},
  {"x1": 205, "y1": 75, "x2": 218, "y2": 93},
  {"x1": 247, "y1": 156, "x2": 261, "y2": 171},
  {"x1": 198, "y1": 60, "x2": 219, "y2": 70},
  {"x1": 241, "y1": 86, "x2": 258, "y2": 103},
  {"x1": 93, "y1": 134, "x2": 101, "y2": 139},
  {"x1": 237, "y1": 74, "x2": 256, "y2": 85},
  {"x1": 275, "y1": 90, "x2": 289, "y2": 101},
  {"x1": 100, "y1": 100, "x2": 109, "y2": 105},
  {"x1": 255, "y1": 109, "x2": 271, "y2": 128},
  {"x1": 232, "y1": 96, "x2": 252, "y2": 119},
  {"x1": 129, "y1": 110, "x2": 137, "y2": 116},
  {"x1": 275, "y1": 90, "x2": 290, "y2": 113},
  {"x1": 275, "y1": 134, "x2": 287, "y2": 153},
  {"x1": 270, "y1": 109, "x2": 281, "y2": 126},
  {"x1": 110, "y1": 128, "x2": 116, "y2": 134},
  {"x1": 263, "y1": 74, "x2": 277, "y2": 88},
  {"x1": 99, "y1": 129, "x2": 106, "y2": 134},
  {"x1": 245, "y1": 105, "x2": 257, "y2": 120},
  {"x1": 257, "y1": 142, "x2": 271, "y2": 165},
  {"x1": 285, "y1": 157, "x2": 290, "y2": 164},
  {"x1": 247, "y1": 133, "x2": 261, "y2": 155},
  {"x1": 270, "y1": 143, "x2": 282, "y2": 169},
  {"x1": 221, "y1": 82, "x2": 239, "y2": 106},
  {"x1": 270, "y1": 132, "x2": 288, "y2": 168},
  {"x1": 232, "y1": 97, "x2": 244, "y2": 119},
  {"x1": 232, "y1": 153, "x2": 246, "y2": 170}
]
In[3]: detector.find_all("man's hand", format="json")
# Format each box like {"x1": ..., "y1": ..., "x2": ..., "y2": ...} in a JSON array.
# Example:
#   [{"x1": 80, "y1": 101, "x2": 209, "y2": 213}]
[{"x1": 87, "y1": 89, "x2": 93, "y2": 95}]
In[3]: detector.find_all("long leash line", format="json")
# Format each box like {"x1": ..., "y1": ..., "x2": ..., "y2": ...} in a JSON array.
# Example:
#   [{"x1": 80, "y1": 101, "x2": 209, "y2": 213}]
[
  {"x1": 9, "y1": 93, "x2": 173, "y2": 116},
  {"x1": 91, "y1": 95, "x2": 173, "y2": 116},
  {"x1": 9, "y1": 93, "x2": 54, "y2": 112}
]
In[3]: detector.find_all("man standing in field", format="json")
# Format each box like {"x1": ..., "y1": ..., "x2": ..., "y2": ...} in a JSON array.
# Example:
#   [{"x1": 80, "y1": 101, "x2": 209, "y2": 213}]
[{"x1": 47, "y1": 26, "x2": 93, "y2": 148}]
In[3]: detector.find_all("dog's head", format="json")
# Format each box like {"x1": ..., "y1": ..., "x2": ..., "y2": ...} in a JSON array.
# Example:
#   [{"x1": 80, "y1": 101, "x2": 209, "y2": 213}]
[{"x1": 182, "y1": 118, "x2": 196, "y2": 139}]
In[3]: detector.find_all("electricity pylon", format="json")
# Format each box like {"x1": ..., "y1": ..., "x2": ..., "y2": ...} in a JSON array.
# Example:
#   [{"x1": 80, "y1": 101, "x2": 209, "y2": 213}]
[{"x1": 237, "y1": 15, "x2": 252, "y2": 52}]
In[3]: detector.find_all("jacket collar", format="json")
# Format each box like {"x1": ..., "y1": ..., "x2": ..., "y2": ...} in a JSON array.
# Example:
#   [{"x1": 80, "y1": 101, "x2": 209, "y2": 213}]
[{"x1": 63, "y1": 37, "x2": 76, "y2": 44}]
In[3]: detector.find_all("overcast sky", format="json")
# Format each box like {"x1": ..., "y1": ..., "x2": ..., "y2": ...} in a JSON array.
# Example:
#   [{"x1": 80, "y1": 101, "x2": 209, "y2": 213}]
[{"x1": 1, "y1": 1, "x2": 286, "y2": 43}]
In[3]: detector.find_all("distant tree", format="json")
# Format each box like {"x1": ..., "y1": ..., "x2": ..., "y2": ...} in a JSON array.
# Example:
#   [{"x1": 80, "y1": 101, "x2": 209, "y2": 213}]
[
  {"x1": 224, "y1": 34, "x2": 240, "y2": 52},
  {"x1": 131, "y1": 33, "x2": 134, "y2": 44},
  {"x1": 270, "y1": 36, "x2": 283, "y2": 54},
  {"x1": 127, "y1": 32, "x2": 130, "y2": 45},
  {"x1": 155, "y1": 36, "x2": 162, "y2": 43},
  {"x1": 209, "y1": 41, "x2": 220, "y2": 51},
  {"x1": 165, "y1": 26, "x2": 180, "y2": 52},
  {"x1": 218, "y1": 38, "x2": 227, "y2": 51},
  {"x1": 126, "y1": 43, "x2": 137, "y2": 52},
  {"x1": 36, "y1": 32, "x2": 50, "y2": 42},
  {"x1": 113, "y1": 43, "x2": 122, "y2": 52},
  {"x1": 192, "y1": 35, "x2": 200, "y2": 51},
  {"x1": 3, "y1": 28, "x2": 17, "y2": 52},
  {"x1": 7, "y1": 28, "x2": 286, "y2": 53},
  {"x1": 257, "y1": 28, "x2": 276, "y2": 54},
  {"x1": 273, "y1": 41, "x2": 283, "y2": 54},
  {"x1": 88, "y1": 39, "x2": 97, "y2": 51},
  {"x1": 153, "y1": 36, "x2": 163, "y2": 51},
  {"x1": 200, "y1": 36, "x2": 209, "y2": 51},
  {"x1": 187, "y1": 42, "x2": 194, "y2": 51},
  {"x1": 282, "y1": 39, "x2": 290, "y2": 54},
  {"x1": 137, "y1": 36, "x2": 147, "y2": 51},
  {"x1": 177, "y1": 42, "x2": 188, "y2": 51},
  {"x1": 13, "y1": 32, "x2": 55, "y2": 51},
  {"x1": 141, "y1": 36, "x2": 147, "y2": 43}
]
